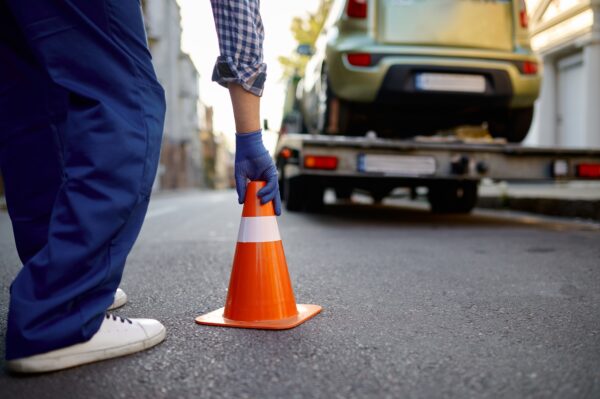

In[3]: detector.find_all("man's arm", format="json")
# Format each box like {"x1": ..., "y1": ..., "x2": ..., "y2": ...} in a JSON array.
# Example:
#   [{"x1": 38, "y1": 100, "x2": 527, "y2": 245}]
[
  {"x1": 210, "y1": 0, "x2": 281, "y2": 215},
  {"x1": 210, "y1": 0, "x2": 267, "y2": 97},
  {"x1": 228, "y1": 83, "x2": 260, "y2": 134}
]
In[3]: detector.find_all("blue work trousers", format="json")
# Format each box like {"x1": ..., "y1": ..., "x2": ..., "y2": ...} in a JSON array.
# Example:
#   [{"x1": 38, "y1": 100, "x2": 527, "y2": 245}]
[{"x1": 0, "y1": 0, "x2": 165, "y2": 360}]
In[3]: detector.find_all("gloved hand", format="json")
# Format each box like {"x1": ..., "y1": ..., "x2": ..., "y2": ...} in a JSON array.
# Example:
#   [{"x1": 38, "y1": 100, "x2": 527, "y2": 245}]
[{"x1": 235, "y1": 129, "x2": 282, "y2": 216}]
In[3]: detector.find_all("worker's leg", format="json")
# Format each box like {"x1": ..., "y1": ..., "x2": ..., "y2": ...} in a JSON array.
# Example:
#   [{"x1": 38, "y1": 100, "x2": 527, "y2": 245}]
[
  {"x1": 3, "y1": 0, "x2": 165, "y2": 360},
  {"x1": 0, "y1": 2, "x2": 66, "y2": 266}
]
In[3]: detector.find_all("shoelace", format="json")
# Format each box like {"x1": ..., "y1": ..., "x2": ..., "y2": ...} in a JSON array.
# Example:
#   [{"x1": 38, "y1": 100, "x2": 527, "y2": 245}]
[{"x1": 106, "y1": 313, "x2": 133, "y2": 324}]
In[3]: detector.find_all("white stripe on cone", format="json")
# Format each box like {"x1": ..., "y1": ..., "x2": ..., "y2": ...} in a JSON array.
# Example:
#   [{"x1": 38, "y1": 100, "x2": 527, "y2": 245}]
[{"x1": 237, "y1": 216, "x2": 281, "y2": 243}]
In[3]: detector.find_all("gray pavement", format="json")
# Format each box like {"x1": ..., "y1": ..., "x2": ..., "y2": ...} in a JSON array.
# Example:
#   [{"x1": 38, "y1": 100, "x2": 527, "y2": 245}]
[{"x1": 1, "y1": 190, "x2": 599, "y2": 398}]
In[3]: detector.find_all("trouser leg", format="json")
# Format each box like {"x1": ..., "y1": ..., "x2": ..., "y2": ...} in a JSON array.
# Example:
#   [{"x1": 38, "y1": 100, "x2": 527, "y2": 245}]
[
  {"x1": 2, "y1": 0, "x2": 165, "y2": 360},
  {"x1": 0, "y1": 2, "x2": 66, "y2": 265}
]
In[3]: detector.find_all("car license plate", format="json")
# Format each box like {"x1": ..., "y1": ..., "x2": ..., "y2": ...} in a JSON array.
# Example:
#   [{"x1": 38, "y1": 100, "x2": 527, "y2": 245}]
[
  {"x1": 358, "y1": 154, "x2": 436, "y2": 176},
  {"x1": 415, "y1": 73, "x2": 486, "y2": 93}
]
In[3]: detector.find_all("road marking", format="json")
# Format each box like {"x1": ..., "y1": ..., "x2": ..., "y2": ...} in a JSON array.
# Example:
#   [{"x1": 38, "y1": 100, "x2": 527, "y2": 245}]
[{"x1": 145, "y1": 206, "x2": 178, "y2": 219}]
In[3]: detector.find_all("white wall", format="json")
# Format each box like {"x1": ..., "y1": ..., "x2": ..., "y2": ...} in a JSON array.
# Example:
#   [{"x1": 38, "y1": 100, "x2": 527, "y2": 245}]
[{"x1": 525, "y1": 0, "x2": 600, "y2": 148}]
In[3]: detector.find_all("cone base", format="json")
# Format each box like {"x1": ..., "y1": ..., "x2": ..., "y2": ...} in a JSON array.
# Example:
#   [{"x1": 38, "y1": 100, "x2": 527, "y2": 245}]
[{"x1": 195, "y1": 304, "x2": 322, "y2": 330}]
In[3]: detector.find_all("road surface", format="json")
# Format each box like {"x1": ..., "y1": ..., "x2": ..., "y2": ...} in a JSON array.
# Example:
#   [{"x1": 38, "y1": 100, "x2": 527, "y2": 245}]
[{"x1": 1, "y1": 190, "x2": 599, "y2": 398}]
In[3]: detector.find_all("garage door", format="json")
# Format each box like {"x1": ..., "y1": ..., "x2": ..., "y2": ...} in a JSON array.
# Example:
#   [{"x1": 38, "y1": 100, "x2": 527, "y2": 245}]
[{"x1": 557, "y1": 52, "x2": 585, "y2": 147}]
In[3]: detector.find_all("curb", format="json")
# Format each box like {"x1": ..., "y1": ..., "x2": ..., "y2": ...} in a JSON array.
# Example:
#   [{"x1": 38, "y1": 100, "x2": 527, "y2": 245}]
[{"x1": 477, "y1": 196, "x2": 600, "y2": 221}]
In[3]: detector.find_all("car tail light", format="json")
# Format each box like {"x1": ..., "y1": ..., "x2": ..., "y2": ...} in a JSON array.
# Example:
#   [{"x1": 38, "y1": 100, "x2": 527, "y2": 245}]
[
  {"x1": 522, "y1": 61, "x2": 538, "y2": 75},
  {"x1": 347, "y1": 0, "x2": 367, "y2": 19},
  {"x1": 347, "y1": 53, "x2": 372, "y2": 67},
  {"x1": 304, "y1": 155, "x2": 338, "y2": 170},
  {"x1": 577, "y1": 163, "x2": 600, "y2": 179},
  {"x1": 519, "y1": 0, "x2": 529, "y2": 28}
]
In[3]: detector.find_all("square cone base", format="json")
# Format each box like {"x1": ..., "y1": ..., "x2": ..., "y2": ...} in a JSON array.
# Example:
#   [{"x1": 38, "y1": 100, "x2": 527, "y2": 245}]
[{"x1": 195, "y1": 304, "x2": 322, "y2": 330}]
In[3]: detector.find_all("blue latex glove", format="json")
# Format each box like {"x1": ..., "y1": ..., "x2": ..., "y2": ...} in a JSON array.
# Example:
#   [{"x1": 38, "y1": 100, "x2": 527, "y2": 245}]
[{"x1": 235, "y1": 129, "x2": 282, "y2": 216}]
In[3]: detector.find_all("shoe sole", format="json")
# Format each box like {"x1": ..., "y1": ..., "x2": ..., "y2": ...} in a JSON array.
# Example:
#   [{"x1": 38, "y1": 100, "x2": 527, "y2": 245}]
[{"x1": 6, "y1": 326, "x2": 166, "y2": 374}]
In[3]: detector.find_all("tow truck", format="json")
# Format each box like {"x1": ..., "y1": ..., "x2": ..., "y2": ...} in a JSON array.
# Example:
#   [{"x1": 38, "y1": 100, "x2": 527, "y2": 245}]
[{"x1": 275, "y1": 132, "x2": 600, "y2": 213}]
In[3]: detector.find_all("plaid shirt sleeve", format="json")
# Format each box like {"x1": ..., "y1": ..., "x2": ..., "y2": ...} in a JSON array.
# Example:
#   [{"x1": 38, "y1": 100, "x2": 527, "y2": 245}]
[{"x1": 210, "y1": 0, "x2": 267, "y2": 97}]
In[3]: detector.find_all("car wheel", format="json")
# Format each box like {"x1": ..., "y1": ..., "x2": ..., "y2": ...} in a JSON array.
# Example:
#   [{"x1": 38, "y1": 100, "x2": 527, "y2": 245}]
[
  {"x1": 427, "y1": 181, "x2": 478, "y2": 214},
  {"x1": 316, "y1": 72, "x2": 329, "y2": 133},
  {"x1": 316, "y1": 68, "x2": 354, "y2": 135},
  {"x1": 488, "y1": 107, "x2": 534, "y2": 143}
]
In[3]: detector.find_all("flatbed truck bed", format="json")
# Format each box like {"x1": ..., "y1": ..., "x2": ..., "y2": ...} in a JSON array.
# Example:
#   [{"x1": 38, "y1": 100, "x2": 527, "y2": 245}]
[{"x1": 275, "y1": 133, "x2": 600, "y2": 213}]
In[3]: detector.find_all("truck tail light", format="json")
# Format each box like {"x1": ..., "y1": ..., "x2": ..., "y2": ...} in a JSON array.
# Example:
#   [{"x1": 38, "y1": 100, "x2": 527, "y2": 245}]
[
  {"x1": 304, "y1": 155, "x2": 338, "y2": 170},
  {"x1": 347, "y1": 0, "x2": 367, "y2": 19},
  {"x1": 347, "y1": 53, "x2": 372, "y2": 67},
  {"x1": 577, "y1": 163, "x2": 600, "y2": 179},
  {"x1": 280, "y1": 148, "x2": 292, "y2": 159},
  {"x1": 519, "y1": 0, "x2": 529, "y2": 28}
]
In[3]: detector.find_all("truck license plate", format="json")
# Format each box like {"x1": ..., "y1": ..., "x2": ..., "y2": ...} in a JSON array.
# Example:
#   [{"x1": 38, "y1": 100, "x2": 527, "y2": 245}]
[
  {"x1": 358, "y1": 154, "x2": 436, "y2": 176},
  {"x1": 415, "y1": 73, "x2": 486, "y2": 93}
]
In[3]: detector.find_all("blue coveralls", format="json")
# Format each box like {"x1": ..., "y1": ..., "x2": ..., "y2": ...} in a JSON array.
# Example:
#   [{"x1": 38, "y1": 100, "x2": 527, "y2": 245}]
[{"x1": 0, "y1": 0, "x2": 165, "y2": 360}]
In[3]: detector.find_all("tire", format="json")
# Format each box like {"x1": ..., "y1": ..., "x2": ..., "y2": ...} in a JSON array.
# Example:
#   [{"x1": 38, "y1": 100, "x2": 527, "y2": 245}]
[
  {"x1": 316, "y1": 67, "x2": 353, "y2": 135},
  {"x1": 335, "y1": 187, "x2": 353, "y2": 200},
  {"x1": 284, "y1": 177, "x2": 324, "y2": 212},
  {"x1": 284, "y1": 177, "x2": 304, "y2": 212},
  {"x1": 371, "y1": 189, "x2": 390, "y2": 204},
  {"x1": 305, "y1": 183, "x2": 325, "y2": 212},
  {"x1": 488, "y1": 107, "x2": 534, "y2": 143},
  {"x1": 427, "y1": 181, "x2": 478, "y2": 214},
  {"x1": 316, "y1": 70, "x2": 331, "y2": 134}
]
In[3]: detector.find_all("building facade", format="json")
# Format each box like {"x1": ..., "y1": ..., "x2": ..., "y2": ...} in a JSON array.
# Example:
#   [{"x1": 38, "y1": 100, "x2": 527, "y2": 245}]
[
  {"x1": 526, "y1": 0, "x2": 600, "y2": 148},
  {"x1": 142, "y1": 0, "x2": 205, "y2": 189},
  {"x1": 199, "y1": 105, "x2": 235, "y2": 190}
]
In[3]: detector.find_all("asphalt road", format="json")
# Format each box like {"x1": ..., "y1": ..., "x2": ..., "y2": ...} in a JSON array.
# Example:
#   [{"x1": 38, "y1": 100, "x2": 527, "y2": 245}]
[{"x1": 1, "y1": 190, "x2": 599, "y2": 399}]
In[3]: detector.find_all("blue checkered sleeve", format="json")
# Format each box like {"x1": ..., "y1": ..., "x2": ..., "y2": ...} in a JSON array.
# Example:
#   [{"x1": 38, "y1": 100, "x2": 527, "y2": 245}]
[{"x1": 210, "y1": 0, "x2": 267, "y2": 97}]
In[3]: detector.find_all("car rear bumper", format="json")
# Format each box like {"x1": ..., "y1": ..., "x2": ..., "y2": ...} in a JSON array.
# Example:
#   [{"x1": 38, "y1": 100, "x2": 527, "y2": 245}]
[
  {"x1": 376, "y1": 64, "x2": 513, "y2": 108},
  {"x1": 327, "y1": 47, "x2": 541, "y2": 108}
]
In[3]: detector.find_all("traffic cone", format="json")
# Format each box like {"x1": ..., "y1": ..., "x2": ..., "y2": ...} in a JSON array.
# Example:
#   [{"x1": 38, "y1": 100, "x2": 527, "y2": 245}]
[{"x1": 195, "y1": 181, "x2": 322, "y2": 329}]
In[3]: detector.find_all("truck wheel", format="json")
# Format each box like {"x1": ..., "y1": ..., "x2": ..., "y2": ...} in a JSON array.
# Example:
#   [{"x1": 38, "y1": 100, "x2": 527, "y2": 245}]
[
  {"x1": 284, "y1": 177, "x2": 304, "y2": 212},
  {"x1": 428, "y1": 181, "x2": 478, "y2": 214},
  {"x1": 488, "y1": 107, "x2": 534, "y2": 143},
  {"x1": 371, "y1": 189, "x2": 390, "y2": 204},
  {"x1": 305, "y1": 184, "x2": 325, "y2": 212},
  {"x1": 335, "y1": 187, "x2": 353, "y2": 200}
]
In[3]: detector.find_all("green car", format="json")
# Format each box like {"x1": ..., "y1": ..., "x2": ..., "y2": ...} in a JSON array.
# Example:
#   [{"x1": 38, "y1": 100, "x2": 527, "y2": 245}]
[{"x1": 298, "y1": 0, "x2": 540, "y2": 142}]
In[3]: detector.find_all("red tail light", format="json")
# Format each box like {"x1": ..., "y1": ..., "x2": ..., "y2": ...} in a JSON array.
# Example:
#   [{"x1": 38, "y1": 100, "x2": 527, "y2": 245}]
[
  {"x1": 519, "y1": 0, "x2": 529, "y2": 28},
  {"x1": 577, "y1": 164, "x2": 600, "y2": 179},
  {"x1": 522, "y1": 61, "x2": 538, "y2": 75},
  {"x1": 304, "y1": 155, "x2": 338, "y2": 170},
  {"x1": 347, "y1": 53, "x2": 372, "y2": 67},
  {"x1": 280, "y1": 148, "x2": 292, "y2": 159},
  {"x1": 347, "y1": 0, "x2": 367, "y2": 19}
]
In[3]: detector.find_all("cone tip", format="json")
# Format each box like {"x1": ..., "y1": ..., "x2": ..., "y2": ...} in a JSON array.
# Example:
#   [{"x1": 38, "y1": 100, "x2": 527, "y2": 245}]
[{"x1": 242, "y1": 180, "x2": 274, "y2": 217}]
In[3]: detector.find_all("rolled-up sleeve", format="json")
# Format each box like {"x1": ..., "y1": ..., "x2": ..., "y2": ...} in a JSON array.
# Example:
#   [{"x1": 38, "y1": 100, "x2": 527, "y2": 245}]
[{"x1": 210, "y1": 0, "x2": 267, "y2": 97}]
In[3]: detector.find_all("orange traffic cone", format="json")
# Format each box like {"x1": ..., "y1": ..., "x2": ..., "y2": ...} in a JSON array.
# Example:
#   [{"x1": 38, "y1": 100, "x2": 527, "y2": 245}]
[{"x1": 195, "y1": 181, "x2": 322, "y2": 329}]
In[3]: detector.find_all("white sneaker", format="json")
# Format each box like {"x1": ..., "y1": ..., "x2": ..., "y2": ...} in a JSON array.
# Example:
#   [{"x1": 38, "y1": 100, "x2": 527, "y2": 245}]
[
  {"x1": 108, "y1": 288, "x2": 128, "y2": 310},
  {"x1": 6, "y1": 314, "x2": 166, "y2": 373}
]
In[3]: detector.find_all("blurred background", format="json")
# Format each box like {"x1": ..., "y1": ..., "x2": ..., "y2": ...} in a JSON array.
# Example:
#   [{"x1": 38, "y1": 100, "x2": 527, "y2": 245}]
[
  {"x1": 0, "y1": 0, "x2": 598, "y2": 197},
  {"x1": 139, "y1": 0, "x2": 329, "y2": 192}
]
